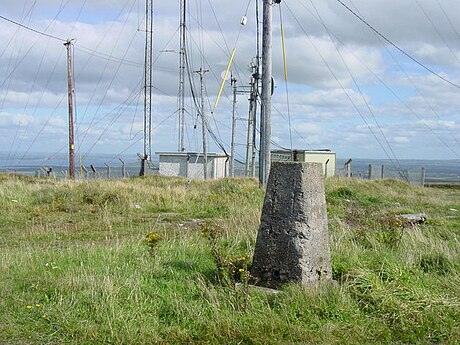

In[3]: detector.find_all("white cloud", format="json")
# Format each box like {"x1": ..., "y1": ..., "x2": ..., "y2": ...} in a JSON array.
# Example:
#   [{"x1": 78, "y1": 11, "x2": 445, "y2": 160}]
[
  {"x1": 0, "y1": 0, "x2": 459, "y2": 160},
  {"x1": 0, "y1": 112, "x2": 34, "y2": 127}
]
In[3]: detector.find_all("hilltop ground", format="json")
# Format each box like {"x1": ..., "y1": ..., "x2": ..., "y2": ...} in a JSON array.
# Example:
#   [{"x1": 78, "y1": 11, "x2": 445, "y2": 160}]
[{"x1": 0, "y1": 174, "x2": 459, "y2": 344}]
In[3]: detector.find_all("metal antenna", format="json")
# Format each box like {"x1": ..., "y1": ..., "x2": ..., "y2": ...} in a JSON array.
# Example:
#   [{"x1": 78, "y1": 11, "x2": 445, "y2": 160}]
[
  {"x1": 245, "y1": 62, "x2": 258, "y2": 177},
  {"x1": 230, "y1": 76, "x2": 237, "y2": 177},
  {"x1": 140, "y1": 0, "x2": 154, "y2": 176},
  {"x1": 253, "y1": 0, "x2": 261, "y2": 178},
  {"x1": 245, "y1": 0, "x2": 261, "y2": 177},
  {"x1": 259, "y1": 0, "x2": 274, "y2": 187},
  {"x1": 195, "y1": 68, "x2": 209, "y2": 180},
  {"x1": 178, "y1": 0, "x2": 186, "y2": 152}
]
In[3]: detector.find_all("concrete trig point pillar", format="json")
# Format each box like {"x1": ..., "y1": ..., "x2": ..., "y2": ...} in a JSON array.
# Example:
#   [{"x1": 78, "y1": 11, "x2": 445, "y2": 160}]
[{"x1": 251, "y1": 162, "x2": 332, "y2": 289}]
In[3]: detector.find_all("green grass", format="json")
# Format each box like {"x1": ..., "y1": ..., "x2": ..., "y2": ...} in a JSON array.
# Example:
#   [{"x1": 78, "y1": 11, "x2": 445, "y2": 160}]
[{"x1": 1, "y1": 174, "x2": 459, "y2": 344}]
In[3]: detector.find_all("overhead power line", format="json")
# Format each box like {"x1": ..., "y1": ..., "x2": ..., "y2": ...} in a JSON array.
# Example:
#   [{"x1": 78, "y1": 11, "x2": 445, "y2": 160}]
[
  {"x1": 292, "y1": 0, "x2": 459, "y2": 159},
  {"x1": 335, "y1": 0, "x2": 460, "y2": 91},
  {"x1": 310, "y1": 0, "x2": 404, "y2": 171},
  {"x1": 0, "y1": 13, "x2": 142, "y2": 69},
  {"x1": 0, "y1": 14, "x2": 67, "y2": 42},
  {"x1": 285, "y1": 2, "x2": 405, "y2": 172}
]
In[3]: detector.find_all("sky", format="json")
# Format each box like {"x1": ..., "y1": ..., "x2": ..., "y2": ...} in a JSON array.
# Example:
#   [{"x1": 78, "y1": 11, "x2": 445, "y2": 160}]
[{"x1": 0, "y1": 0, "x2": 460, "y2": 167}]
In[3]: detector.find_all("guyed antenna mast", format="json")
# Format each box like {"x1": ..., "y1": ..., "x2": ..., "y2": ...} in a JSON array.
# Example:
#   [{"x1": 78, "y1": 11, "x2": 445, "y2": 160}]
[
  {"x1": 140, "y1": 0, "x2": 154, "y2": 176},
  {"x1": 178, "y1": 0, "x2": 186, "y2": 152}
]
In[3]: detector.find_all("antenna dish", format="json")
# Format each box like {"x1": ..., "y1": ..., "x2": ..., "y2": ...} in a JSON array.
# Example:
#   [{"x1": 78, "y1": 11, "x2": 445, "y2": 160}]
[{"x1": 220, "y1": 70, "x2": 231, "y2": 81}]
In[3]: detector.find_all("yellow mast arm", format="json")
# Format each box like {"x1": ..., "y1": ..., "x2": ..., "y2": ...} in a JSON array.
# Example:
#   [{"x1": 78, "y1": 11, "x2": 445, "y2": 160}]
[{"x1": 214, "y1": 48, "x2": 236, "y2": 109}]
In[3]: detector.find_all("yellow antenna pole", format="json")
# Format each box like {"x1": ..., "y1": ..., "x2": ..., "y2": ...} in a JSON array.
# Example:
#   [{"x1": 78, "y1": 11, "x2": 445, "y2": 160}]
[
  {"x1": 214, "y1": 48, "x2": 236, "y2": 109},
  {"x1": 281, "y1": 22, "x2": 288, "y2": 81}
]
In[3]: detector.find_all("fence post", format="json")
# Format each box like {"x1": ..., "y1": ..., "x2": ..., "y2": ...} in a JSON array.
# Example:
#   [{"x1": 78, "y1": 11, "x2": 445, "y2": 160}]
[
  {"x1": 421, "y1": 167, "x2": 426, "y2": 187},
  {"x1": 344, "y1": 159, "x2": 352, "y2": 178},
  {"x1": 104, "y1": 163, "x2": 110, "y2": 179},
  {"x1": 381, "y1": 165, "x2": 384, "y2": 179},
  {"x1": 42, "y1": 167, "x2": 53, "y2": 178},
  {"x1": 81, "y1": 165, "x2": 88, "y2": 179},
  {"x1": 119, "y1": 158, "x2": 126, "y2": 178},
  {"x1": 90, "y1": 165, "x2": 97, "y2": 179},
  {"x1": 368, "y1": 164, "x2": 372, "y2": 180}
]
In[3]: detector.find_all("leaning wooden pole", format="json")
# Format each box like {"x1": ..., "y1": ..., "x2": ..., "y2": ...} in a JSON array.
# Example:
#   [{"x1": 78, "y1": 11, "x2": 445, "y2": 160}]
[{"x1": 64, "y1": 39, "x2": 75, "y2": 180}]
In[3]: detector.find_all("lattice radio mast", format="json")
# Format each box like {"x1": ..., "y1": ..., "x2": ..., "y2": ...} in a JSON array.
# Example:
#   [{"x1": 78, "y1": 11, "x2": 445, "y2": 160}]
[
  {"x1": 140, "y1": 0, "x2": 154, "y2": 176},
  {"x1": 178, "y1": 0, "x2": 186, "y2": 152}
]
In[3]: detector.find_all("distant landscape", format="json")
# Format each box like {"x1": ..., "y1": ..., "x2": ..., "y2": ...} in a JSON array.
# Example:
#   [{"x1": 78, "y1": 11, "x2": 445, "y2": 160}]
[{"x1": 1, "y1": 151, "x2": 459, "y2": 184}]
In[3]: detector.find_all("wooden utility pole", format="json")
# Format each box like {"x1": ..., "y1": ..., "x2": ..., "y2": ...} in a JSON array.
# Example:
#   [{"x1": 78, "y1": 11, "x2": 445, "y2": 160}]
[
  {"x1": 259, "y1": 0, "x2": 274, "y2": 187},
  {"x1": 196, "y1": 68, "x2": 209, "y2": 179},
  {"x1": 64, "y1": 39, "x2": 75, "y2": 180},
  {"x1": 230, "y1": 76, "x2": 237, "y2": 177},
  {"x1": 178, "y1": 0, "x2": 186, "y2": 152}
]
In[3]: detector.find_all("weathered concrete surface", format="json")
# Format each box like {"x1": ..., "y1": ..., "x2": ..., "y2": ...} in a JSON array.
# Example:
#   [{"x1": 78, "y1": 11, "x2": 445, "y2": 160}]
[{"x1": 251, "y1": 162, "x2": 332, "y2": 288}]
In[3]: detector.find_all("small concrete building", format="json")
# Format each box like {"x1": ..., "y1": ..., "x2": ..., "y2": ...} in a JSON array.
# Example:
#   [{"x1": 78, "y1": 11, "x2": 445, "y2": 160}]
[
  {"x1": 156, "y1": 152, "x2": 229, "y2": 180},
  {"x1": 271, "y1": 149, "x2": 336, "y2": 177}
]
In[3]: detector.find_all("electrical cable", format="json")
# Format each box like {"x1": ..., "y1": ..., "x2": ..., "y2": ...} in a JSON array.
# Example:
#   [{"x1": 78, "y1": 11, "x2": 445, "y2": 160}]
[
  {"x1": 0, "y1": 1, "x2": 38, "y2": 61},
  {"x1": 19, "y1": 94, "x2": 67, "y2": 163},
  {"x1": 345, "y1": 0, "x2": 460, "y2": 157},
  {"x1": 414, "y1": 0, "x2": 460, "y2": 67},
  {"x1": 212, "y1": 0, "x2": 252, "y2": 109},
  {"x1": 285, "y1": 3, "x2": 402, "y2": 171},
  {"x1": 4, "y1": 0, "x2": 72, "y2": 166},
  {"x1": 309, "y1": 0, "x2": 404, "y2": 172},
  {"x1": 75, "y1": 0, "x2": 139, "y2": 132},
  {"x1": 293, "y1": 0, "x2": 459, "y2": 159},
  {"x1": 0, "y1": 14, "x2": 66, "y2": 42},
  {"x1": 19, "y1": 0, "x2": 86, "y2": 168},
  {"x1": 335, "y1": 0, "x2": 460, "y2": 91},
  {"x1": 83, "y1": 79, "x2": 144, "y2": 156},
  {"x1": 75, "y1": 46, "x2": 143, "y2": 68},
  {"x1": 79, "y1": 0, "x2": 139, "y2": 152},
  {"x1": 435, "y1": 0, "x2": 460, "y2": 44},
  {"x1": 278, "y1": 4, "x2": 293, "y2": 150}
]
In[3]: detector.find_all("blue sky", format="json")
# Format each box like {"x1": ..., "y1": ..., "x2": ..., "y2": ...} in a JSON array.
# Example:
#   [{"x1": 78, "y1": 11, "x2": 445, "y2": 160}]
[{"x1": 0, "y1": 0, "x2": 459, "y2": 166}]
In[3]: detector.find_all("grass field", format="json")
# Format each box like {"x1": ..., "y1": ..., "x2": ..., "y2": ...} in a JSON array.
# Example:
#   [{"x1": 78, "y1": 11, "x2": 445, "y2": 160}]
[{"x1": 0, "y1": 173, "x2": 459, "y2": 344}]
